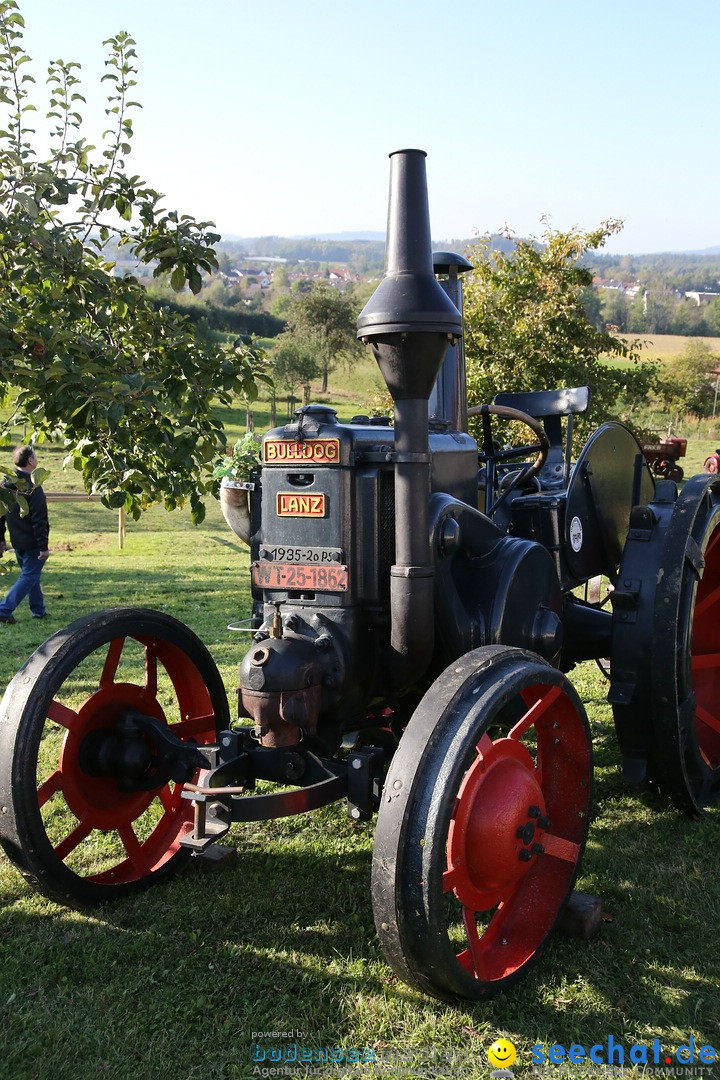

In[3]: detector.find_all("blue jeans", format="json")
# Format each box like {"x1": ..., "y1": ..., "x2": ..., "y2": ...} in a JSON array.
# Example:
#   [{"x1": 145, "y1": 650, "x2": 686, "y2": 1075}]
[{"x1": 0, "y1": 550, "x2": 46, "y2": 617}]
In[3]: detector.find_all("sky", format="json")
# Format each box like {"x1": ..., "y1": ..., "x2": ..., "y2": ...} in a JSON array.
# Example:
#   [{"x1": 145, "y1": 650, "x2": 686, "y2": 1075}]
[{"x1": 14, "y1": 0, "x2": 720, "y2": 254}]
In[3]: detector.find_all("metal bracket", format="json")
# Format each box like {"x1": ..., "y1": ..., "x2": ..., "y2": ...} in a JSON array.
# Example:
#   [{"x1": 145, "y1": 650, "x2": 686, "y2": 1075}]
[
  {"x1": 346, "y1": 746, "x2": 384, "y2": 821},
  {"x1": 179, "y1": 795, "x2": 231, "y2": 852},
  {"x1": 179, "y1": 742, "x2": 349, "y2": 848},
  {"x1": 611, "y1": 578, "x2": 641, "y2": 623},
  {"x1": 390, "y1": 451, "x2": 431, "y2": 464}
]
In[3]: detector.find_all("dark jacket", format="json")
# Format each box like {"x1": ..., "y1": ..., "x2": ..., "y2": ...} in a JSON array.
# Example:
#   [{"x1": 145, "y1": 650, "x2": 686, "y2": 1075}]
[{"x1": 0, "y1": 470, "x2": 50, "y2": 552}]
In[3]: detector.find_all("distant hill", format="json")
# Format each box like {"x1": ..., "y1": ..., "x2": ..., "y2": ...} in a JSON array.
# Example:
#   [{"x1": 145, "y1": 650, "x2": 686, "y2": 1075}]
[
  {"x1": 292, "y1": 231, "x2": 385, "y2": 242},
  {"x1": 217, "y1": 235, "x2": 385, "y2": 275},
  {"x1": 221, "y1": 231, "x2": 490, "y2": 250},
  {"x1": 216, "y1": 234, "x2": 720, "y2": 293},
  {"x1": 216, "y1": 234, "x2": 510, "y2": 269}
]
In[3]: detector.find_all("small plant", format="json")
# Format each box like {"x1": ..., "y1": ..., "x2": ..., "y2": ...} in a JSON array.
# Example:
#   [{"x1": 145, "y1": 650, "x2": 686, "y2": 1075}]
[{"x1": 212, "y1": 432, "x2": 261, "y2": 483}]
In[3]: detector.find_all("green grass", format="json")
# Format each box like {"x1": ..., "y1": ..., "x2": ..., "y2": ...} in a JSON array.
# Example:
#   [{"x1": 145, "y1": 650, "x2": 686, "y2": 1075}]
[{"x1": 1, "y1": 349, "x2": 720, "y2": 1079}]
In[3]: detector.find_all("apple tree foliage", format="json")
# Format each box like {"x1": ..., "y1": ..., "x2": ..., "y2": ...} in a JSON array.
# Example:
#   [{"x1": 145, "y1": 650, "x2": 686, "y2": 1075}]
[
  {"x1": 0, "y1": 0, "x2": 264, "y2": 522},
  {"x1": 463, "y1": 220, "x2": 660, "y2": 445}
]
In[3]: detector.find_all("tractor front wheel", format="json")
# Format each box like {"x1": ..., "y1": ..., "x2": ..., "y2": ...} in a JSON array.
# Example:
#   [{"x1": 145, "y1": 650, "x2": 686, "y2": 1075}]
[
  {"x1": 0, "y1": 608, "x2": 229, "y2": 907},
  {"x1": 371, "y1": 646, "x2": 593, "y2": 1001}
]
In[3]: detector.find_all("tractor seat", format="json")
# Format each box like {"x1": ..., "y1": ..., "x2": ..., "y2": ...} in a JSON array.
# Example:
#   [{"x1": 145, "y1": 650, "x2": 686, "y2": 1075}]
[
  {"x1": 493, "y1": 386, "x2": 590, "y2": 491},
  {"x1": 493, "y1": 386, "x2": 590, "y2": 420}
]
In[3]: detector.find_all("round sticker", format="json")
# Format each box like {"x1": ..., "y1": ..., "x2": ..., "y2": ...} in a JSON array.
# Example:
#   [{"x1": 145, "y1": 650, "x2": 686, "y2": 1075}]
[{"x1": 570, "y1": 515, "x2": 583, "y2": 553}]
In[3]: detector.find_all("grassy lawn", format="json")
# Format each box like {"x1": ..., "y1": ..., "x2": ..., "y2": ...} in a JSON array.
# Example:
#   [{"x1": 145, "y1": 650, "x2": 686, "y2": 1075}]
[{"x1": 1, "y1": 355, "x2": 719, "y2": 1078}]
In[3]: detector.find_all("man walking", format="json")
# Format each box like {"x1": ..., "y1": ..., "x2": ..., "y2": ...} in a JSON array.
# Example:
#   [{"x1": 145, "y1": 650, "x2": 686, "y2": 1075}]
[{"x1": 0, "y1": 445, "x2": 50, "y2": 624}]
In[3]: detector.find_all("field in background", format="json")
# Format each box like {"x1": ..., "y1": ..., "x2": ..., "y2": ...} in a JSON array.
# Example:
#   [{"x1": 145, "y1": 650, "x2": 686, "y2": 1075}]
[{"x1": 623, "y1": 332, "x2": 720, "y2": 360}]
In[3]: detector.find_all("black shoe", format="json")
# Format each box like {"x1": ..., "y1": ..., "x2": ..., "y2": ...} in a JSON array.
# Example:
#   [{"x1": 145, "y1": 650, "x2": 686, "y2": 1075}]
[
  {"x1": 0, "y1": 615, "x2": 17, "y2": 624},
  {"x1": 32, "y1": 613, "x2": 48, "y2": 619}
]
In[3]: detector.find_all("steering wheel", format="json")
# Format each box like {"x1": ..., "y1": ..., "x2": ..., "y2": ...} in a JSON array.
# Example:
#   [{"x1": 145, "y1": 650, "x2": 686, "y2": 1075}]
[{"x1": 467, "y1": 403, "x2": 550, "y2": 517}]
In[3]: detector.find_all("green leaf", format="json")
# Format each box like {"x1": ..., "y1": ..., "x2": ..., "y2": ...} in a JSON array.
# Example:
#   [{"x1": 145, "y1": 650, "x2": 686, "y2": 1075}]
[
  {"x1": 190, "y1": 497, "x2": 205, "y2": 525},
  {"x1": 106, "y1": 401, "x2": 124, "y2": 430},
  {"x1": 30, "y1": 466, "x2": 49, "y2": 487}
]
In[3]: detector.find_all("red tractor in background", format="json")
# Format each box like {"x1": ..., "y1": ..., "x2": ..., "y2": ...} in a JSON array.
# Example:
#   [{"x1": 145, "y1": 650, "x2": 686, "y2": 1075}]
[{"x1": 642, "y1": 436, "x2": 687, "y2": 482}]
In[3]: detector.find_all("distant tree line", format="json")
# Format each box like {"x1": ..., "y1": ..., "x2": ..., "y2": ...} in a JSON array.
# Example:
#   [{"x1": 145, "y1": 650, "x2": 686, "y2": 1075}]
[
  {"x1": 591, "y1": 251, "x2": 720, "y2": 294},
  {"x1": 219, "y1": 237, "x2": 385, "y2": 276},
  {"x1": 147, "y1": 287, "x2": 284, "y2": 339},
  {"x1": 214, "y1": 238, "x2": 720, "y2": 339},
  {"x1": 587, "y1": 251, "x2": 720, "y2": 337},
  {"x1": 596, "y1": 286, "x2": 720, "y2": 338}
]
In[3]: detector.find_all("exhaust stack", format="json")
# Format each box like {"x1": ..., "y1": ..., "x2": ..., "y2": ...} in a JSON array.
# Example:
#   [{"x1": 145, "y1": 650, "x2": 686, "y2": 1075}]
[
  {"x1": 357, "y1": 149, "x2": 462, "y2": 689},
  {"x1": 429, "y1": 251, "x2": 473, "y2": 432}
]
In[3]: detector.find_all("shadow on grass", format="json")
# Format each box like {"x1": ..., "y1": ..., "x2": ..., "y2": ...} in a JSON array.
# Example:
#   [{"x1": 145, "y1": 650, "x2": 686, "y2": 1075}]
[
  {"x1": 0, "y1": 616, "x2": 717, "y2": 1073},
  {"x1": 2, "y1": 781, "x2": 718, "y2": 1056}
]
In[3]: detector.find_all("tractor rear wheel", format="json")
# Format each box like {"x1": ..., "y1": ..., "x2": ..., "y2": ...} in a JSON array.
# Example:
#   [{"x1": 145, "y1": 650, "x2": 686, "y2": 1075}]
[
  {"x1": 651, "y1": 478, "x2": 720, "y2": 812},
  {"x1": 0, "y1": 608, "x2": 229, "y2": 907},
  {"x1": 612, "y1": 476, "x2": 720, "y2": 815},
  {"x1": 371, "y1": 646, "x2": 592, "y2": 1001}
]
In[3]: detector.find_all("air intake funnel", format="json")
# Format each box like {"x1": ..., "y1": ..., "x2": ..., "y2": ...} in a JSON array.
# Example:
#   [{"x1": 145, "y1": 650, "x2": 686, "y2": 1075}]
[{"x1": 357, "y1": 149, "x2": 462, "y2": 401}]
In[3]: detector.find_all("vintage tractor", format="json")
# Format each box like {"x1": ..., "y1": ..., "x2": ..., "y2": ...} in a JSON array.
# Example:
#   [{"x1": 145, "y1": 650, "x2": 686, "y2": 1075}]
[
  {"x1": 1, "y1": 150, "x2": 719, "y2": 1004},
  {"x1": 642, "y1": 435, "x2": 686, "y2": 482}
]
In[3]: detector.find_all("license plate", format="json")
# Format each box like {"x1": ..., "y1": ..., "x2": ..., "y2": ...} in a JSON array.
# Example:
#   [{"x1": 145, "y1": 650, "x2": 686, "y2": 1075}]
[
  {"x1": 260, "y1": 546, "x2": 342, "y2": 564},
  {"x1": 252, "y1": 561, "x2": 349, "y2": 592}
]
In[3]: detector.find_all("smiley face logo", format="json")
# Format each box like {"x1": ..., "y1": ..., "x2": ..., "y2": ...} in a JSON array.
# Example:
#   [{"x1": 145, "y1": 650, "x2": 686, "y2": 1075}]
[{"x1": 488, "y1": 1038, "x2": 517, "y2": 1069}]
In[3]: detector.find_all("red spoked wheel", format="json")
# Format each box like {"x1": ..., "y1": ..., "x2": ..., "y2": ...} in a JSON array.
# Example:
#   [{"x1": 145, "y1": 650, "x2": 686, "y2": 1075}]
[
  {"x1": 371, "y1": 646, "x2": 592, "y2": 1001},
  {"x1": 0, "y1": 609, "x2": 229, "y2": 907}
]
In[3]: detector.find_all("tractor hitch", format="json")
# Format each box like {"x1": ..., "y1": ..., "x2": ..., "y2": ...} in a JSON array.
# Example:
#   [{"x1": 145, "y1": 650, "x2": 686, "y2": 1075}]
[{"x1": 179, "y1": 729, "x2": 384, "y2": 849}]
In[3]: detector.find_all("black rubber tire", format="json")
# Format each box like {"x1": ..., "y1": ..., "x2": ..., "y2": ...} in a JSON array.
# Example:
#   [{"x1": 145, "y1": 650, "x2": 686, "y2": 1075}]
[
  {"x1": 612, "y1": 476, "x2": 720, "y2": 815},
  {"x1": 651, "y1": 480, "x2": 720, "y2": 812},
  {"x1": 0, "y1": 608, "x2": 229, "y2": 908},
  {"x1": 371, "y1": 646, "x2": 592, "y2": 1001}
]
